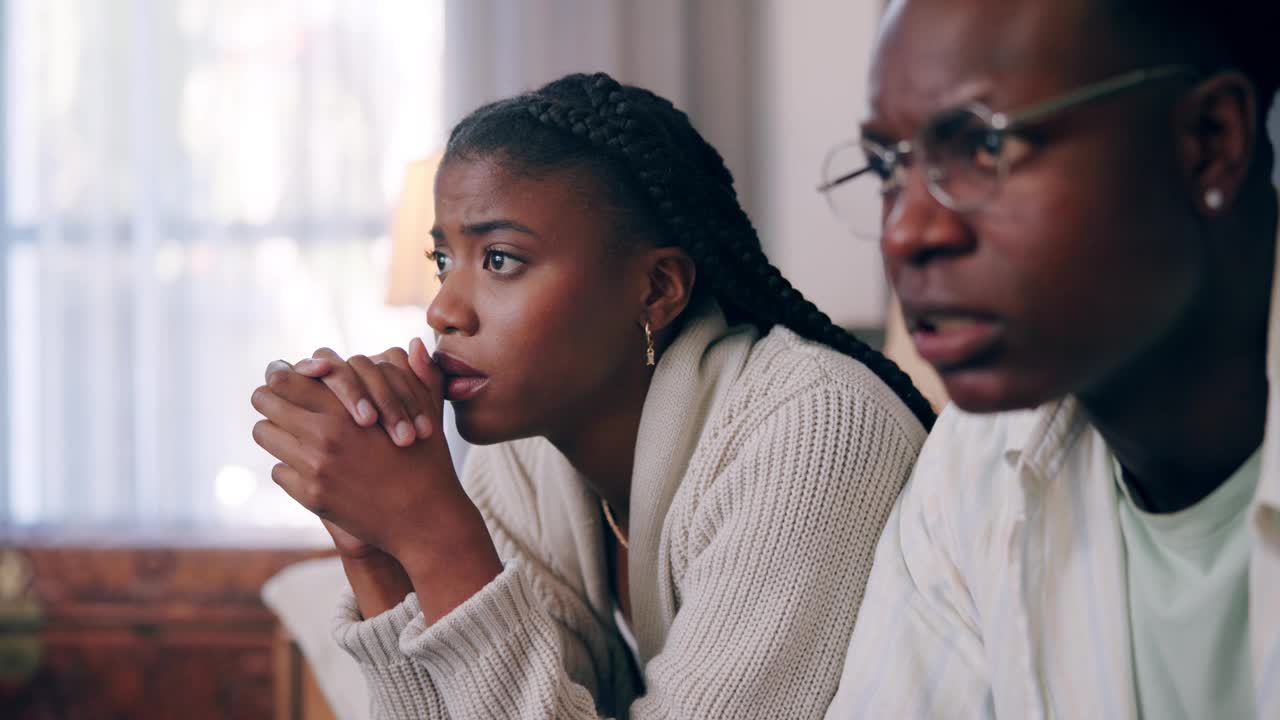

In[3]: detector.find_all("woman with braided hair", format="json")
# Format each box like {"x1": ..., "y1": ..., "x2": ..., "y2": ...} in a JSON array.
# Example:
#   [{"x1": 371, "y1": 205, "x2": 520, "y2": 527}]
[{"x1": 251, "y1": 72, "x2": 930, "y2": 718}]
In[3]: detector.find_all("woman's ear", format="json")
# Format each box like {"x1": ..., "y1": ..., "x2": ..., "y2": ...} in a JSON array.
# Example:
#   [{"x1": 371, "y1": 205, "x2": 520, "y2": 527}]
[
  {"x1": 1175, "y1": 71, "x2": 1258, "y2": 216},
  {"x1": 639, "y1": 247, "x2": 697, "y2": 332}
]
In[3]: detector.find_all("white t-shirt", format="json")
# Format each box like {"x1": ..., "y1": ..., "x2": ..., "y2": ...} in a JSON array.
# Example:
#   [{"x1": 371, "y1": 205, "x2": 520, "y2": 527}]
[{"x1": 1116, "y1": 449, "x2": 1261, "y2": 720}]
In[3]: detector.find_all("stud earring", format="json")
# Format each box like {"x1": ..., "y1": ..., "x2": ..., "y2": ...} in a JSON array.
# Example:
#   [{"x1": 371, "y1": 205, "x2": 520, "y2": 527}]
[
  {"x1": 1205, "y1": 188, "x2": 1225, "y2": 212},
  {"x1": 644, "y1": 322, "x2": 656, "y2": 367}
]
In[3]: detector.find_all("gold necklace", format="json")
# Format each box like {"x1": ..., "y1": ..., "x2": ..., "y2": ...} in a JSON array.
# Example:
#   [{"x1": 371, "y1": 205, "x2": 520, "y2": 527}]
[{"x1": 600, "y1": 498, "x2": 629, "y2": 550}]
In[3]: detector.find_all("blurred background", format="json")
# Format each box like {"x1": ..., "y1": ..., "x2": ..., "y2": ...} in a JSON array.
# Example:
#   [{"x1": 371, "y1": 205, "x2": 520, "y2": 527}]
[
  {"x1": 1, "y1": 2, "x2": 1278, "y2": 719},
  {"x1": 0, "y1": 0, "x2": 897, "y2": 537}
]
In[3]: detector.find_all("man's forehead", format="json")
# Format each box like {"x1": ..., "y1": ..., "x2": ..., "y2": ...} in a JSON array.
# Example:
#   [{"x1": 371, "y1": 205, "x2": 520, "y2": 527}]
[{"x1": 869, "y1": 0, "x2": 1122, "y2": 123}]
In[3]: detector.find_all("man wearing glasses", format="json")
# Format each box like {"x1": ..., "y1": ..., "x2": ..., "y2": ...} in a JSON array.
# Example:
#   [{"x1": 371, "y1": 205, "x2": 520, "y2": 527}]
[{"x1": 824, "y1": 0, "x2": 1279, "y2": 717}]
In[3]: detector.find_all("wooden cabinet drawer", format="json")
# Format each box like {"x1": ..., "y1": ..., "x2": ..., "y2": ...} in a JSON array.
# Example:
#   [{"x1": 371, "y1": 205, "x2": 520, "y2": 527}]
[{"x1": 1, "y1": 538, "x2": 330, "y2": 720}]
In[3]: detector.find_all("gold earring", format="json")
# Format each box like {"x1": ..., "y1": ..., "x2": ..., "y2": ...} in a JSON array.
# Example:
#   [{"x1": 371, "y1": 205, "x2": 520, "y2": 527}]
[{"x1": 644, "y1": 322, "x2": 656, "y2": 367}]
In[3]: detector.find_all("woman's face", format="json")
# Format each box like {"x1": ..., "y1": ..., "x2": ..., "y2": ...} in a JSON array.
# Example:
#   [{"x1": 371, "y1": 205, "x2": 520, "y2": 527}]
[
  {"x1": 871, "y1": 0, "x2": 1208, "y2": 412},
  {"x1": 426, "y1": 156, "x2": 651, "y2": 444}
]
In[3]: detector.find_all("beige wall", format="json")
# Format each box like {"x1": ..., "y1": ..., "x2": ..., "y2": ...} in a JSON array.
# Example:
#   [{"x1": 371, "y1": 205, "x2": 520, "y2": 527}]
[{"x1": 753, "y1": 0, "x2": 889, "y2": 329}]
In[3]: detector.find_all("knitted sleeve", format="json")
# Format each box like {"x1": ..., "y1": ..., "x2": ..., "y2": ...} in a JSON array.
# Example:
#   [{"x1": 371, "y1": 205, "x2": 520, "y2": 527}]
[
  {"x1": 628, "y1": 379, "x2": 923, "y2": 717},
  {"x1": 336, "y1": 377, "x2": 923, "y2": 719},
  {"x1": 332, "y1": 444, "x2": 632, "y2": 719},
  {"x1": 332, "y1": 592, "x2": 451, "y2": 718},
  {"x1": 334, "y1": 562, "x2": 613, "y2": 719}
]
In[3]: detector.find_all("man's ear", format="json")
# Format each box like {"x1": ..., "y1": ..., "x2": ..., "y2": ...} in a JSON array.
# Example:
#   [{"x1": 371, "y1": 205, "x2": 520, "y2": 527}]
[
  {"x1": 1175, "y1": 71, "x2": 1258, "y2": 216},
  {"x1": 638, "y1": 246, "x2": 697, "y2": 332}
]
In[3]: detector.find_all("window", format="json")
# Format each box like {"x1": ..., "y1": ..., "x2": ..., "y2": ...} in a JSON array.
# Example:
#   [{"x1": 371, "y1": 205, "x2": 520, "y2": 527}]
[{"x1": 3, "y1": 0, "x2": 446, "y2": 530}]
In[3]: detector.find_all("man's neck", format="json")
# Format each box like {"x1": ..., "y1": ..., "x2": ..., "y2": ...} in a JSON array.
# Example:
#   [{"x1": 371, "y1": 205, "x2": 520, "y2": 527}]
[
  {"x1": 1084, "y1": 347, "x2": 1266, "y2": 513},
  {"x1": 1082, "y1": 190, "x2": 1276, "y2": 513}
]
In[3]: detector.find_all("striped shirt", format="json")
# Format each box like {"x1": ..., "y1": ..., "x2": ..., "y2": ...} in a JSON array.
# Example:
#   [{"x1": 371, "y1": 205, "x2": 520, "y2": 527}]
[{"x1": 827, "y1": 224, "x2": 1280, "y2": 719}]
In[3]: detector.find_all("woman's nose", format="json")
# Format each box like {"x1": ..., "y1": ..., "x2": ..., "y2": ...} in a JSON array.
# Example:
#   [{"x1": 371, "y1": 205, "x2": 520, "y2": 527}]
[{"x1": 426, "y1": 273, "x2": 479, "y2": 337}]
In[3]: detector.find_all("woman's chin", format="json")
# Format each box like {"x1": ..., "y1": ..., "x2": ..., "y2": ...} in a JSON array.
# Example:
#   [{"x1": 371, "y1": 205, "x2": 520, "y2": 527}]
[{"x1": 452, "y1": 406, "x2": 522, "y2": 446}]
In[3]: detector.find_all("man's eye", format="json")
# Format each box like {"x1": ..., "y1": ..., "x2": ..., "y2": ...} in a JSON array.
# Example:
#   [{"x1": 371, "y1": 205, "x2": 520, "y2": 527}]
[
  {"x1": 868, "y1": 153, "x2": 894, "y2": 182},
  {"x1": 971, "y1": 131, "x2": 1032, "y2": 173}
]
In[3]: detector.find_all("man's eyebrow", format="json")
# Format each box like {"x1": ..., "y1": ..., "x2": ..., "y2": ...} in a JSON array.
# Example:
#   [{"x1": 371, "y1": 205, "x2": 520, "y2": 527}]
[
  {"x1": 859, "y1": 124, "x2": 895, "y2": 145},
  {"x1": 861, "y1": 80, "x2": 997, "y2": 144}
]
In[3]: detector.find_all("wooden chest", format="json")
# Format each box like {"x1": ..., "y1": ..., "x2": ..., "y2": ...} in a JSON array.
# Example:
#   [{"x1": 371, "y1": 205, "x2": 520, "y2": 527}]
[{"x1": 1, "y1": 528, "x2": 333, "y2": 720}]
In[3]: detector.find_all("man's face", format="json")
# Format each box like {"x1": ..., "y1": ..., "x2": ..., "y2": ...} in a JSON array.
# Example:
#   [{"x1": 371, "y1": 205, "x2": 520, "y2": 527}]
[{"x1": 871, "y1": 0, "x2": 1207, "y2": 412}]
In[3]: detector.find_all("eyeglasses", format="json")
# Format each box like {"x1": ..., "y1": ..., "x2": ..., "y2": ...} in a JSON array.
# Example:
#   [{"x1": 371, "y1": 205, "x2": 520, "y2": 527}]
[{"x1": 819, "y1": 64, "x2": 1195, "y2": 240}]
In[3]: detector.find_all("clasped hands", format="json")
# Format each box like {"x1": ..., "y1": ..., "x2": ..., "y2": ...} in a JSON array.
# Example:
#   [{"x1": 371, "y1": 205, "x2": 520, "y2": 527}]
[{"x1": 250, "y1": 338, "x2": 502, "y2": 620}]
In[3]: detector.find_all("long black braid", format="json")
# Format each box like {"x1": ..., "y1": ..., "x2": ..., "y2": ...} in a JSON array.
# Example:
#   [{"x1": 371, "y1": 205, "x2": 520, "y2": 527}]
[{"x1": 445, "y1": 73, "x2": 937, "y2": 429}]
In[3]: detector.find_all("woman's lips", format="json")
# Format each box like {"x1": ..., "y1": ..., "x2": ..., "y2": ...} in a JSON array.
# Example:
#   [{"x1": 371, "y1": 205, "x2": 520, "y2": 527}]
[
  {"x1": 433, "y1": 351, "x2": 490, "y2": 402},
  {"x1": 443, "y1": 376, "x2": 489, "y2": 402},
  {"x1": 907, "y1": 312, "x2": 1003, "y2": 371}
]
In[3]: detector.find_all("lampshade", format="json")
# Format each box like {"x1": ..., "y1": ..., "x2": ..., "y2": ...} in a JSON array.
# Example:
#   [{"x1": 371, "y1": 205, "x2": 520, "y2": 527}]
[{"x1": 385, "y1": 153, "x2": 444, "y2": 307}]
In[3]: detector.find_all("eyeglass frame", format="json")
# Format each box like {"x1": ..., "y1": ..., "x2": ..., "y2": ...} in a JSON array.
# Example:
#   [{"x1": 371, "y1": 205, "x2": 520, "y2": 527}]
[{"x1": 818, "y1": 64, "x2": 1198, "y2": 216}]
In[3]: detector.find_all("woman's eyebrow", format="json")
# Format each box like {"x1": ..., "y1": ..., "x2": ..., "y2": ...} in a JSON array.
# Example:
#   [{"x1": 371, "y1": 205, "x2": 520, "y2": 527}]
[
  {"x1": 460, "y1": 219, "x2": 539, "y2": 238},
  {"x1": 430, "y1": 219, "x2": 539, "y2": 246}
]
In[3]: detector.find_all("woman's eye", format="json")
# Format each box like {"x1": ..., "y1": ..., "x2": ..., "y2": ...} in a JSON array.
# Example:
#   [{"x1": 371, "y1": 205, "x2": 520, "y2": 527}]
[
  {"x1": 426, "y1": 250, "x2": 452, "y2": 277},
  {"x1": 482, "y1": 249, "x2": 525, "y2": 275}
]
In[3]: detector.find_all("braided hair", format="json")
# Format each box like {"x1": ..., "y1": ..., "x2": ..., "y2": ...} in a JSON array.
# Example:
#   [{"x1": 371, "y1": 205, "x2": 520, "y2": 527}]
[{"x1": 444, "y1": 73, "x2": 936, "y2": 429}]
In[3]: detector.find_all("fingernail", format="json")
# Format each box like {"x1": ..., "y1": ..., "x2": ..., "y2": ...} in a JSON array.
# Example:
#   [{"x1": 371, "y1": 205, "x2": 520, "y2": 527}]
[
  {"x1": 296, "y1": 358, "x2": 314, "y2": 369},
  {"x1": 356, "y1": 399, "x2": 375, "y2": 424},
  {"x1": 396, "y1": 420, "x2": 415, "y2": 445},
  {"x1": 414, "y1": 415, "x2": 432, "y2": 439}
]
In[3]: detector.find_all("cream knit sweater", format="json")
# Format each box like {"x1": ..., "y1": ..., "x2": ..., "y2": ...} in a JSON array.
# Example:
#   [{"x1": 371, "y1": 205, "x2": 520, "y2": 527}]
[{"x1": 333, "y1": 301, "x2": 926, "y2": 719}]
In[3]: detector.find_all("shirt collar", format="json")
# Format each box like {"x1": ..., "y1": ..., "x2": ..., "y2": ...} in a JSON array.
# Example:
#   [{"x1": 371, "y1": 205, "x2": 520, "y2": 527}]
[{"x1": 1000, "y1": 397, "x2": 1090, "y2": 481}]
